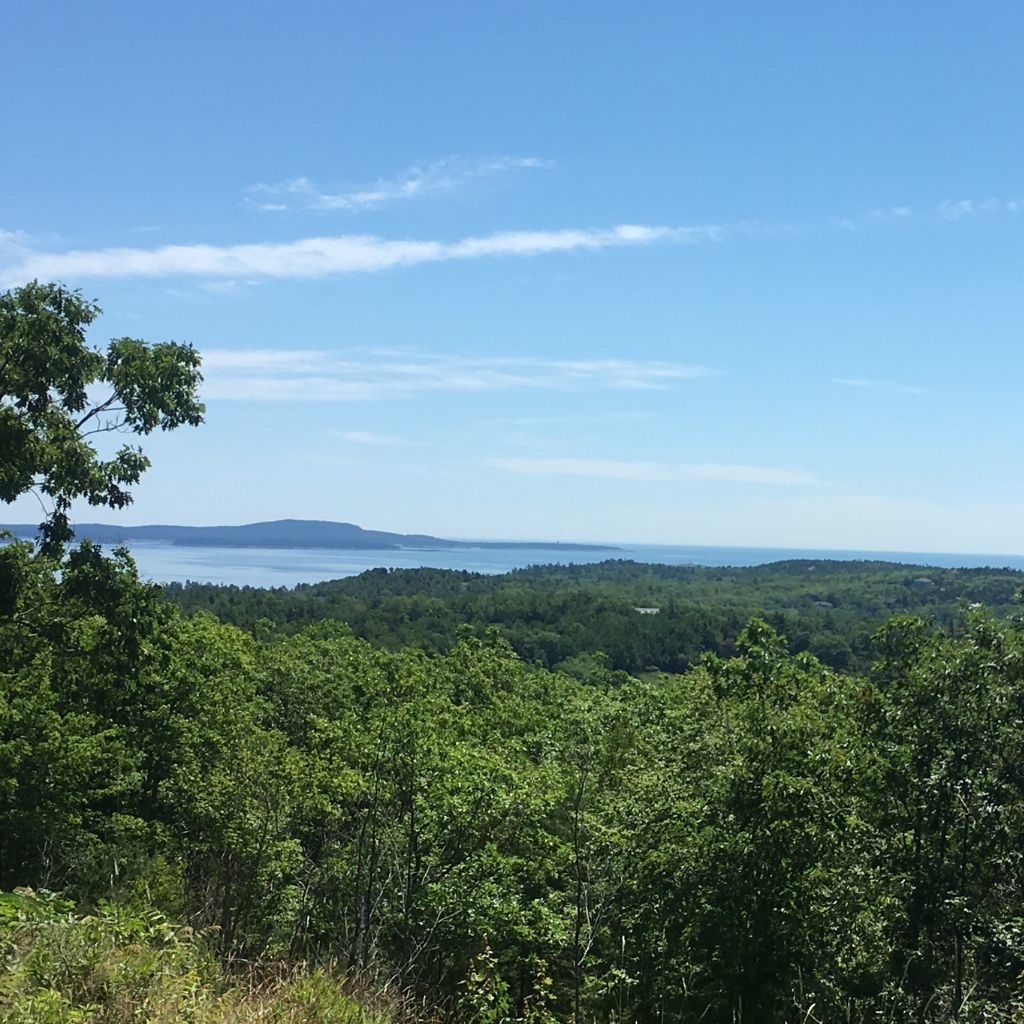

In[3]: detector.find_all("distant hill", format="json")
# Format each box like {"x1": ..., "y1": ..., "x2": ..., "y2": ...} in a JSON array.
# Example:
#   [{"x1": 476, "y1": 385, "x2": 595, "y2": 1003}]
[{"x1": 0, "y1": 518, "x2": 620, "y2": 552}]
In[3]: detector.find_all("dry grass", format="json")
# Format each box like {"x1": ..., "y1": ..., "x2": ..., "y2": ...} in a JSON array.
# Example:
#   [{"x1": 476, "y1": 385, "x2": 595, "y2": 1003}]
[{"x1": 0, "y1": 893, "x2": 408, "y2": 1024}]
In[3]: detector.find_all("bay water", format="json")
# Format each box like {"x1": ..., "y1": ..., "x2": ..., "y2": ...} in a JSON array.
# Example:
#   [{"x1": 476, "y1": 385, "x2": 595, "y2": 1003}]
[{"x1": 116, "y1": 541, "x2": 1024, "y2": 588}]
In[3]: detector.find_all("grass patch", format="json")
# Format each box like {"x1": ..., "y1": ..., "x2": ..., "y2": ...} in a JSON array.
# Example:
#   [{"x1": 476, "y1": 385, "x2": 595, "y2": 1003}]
[{"x1": 0, "y1": 890, "x2": 397, "y2": 1024}]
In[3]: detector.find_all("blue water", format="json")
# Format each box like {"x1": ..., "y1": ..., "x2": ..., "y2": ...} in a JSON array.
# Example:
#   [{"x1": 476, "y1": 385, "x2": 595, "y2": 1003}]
[{"x1": 117, "y1": 541, "x2": 1024, "y2": 588}]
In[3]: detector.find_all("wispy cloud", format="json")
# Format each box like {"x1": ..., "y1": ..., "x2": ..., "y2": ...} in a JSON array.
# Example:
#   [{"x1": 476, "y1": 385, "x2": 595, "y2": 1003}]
[
  {"x1": 833, "y1": 377, "x2": 924, "y2": 396},
  {"x1": 484, "y1": 457, "x2": 818, "y2": 486},
  {"x1": 245, "y1": 156, "x2": 550, "y2": 212},
  {"x1": 330, "y1": 429, "x2": 420, "y2": 446},
  {"x1": 869, "y1": 206, "x2": 913, "y2": 220},
  {"x1": 201, "y1": 278, "x2": 256, "y2": 294},
  {"x1": 1, "y1": 223, "x2": 719, "y2": 287},
  {"x1": 10, "y1": 187, "x2": 1023, "y2": 289},
  {"x1": 936, "y1": 197, "x2": 1024, "y2": 219},
  {"x1": 837, "y1": 195, "x2": 1024, "y2": 229},
  {"x1": 200, "y1": 350, "x2": 712, "y2": 402},
  {"x1": 0, "y1": 228, "x2": 38, "y2": 260},
  {"x1": 482, "y1": 410, "x2": 659, "y2": 427}
]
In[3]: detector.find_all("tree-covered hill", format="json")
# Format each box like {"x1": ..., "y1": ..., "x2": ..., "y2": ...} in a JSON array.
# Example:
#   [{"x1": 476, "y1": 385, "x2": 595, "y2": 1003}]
[
  {"x1": 0, "y1": 517, "x2": 621, "y2": 551},
  {"x1": 165, "y1": 558, "x2": 1024, "y2": 674}
]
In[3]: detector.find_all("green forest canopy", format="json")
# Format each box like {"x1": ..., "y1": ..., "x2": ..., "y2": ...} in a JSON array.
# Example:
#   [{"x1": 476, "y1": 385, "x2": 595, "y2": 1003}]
[{"x1": 166, "y1": 557, "x2": 1024, "y2": 675}]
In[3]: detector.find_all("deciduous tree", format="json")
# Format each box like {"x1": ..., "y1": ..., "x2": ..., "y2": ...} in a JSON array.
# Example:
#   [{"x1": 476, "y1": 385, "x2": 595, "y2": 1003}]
[{"x1": 0, "y1": 281, "x2": 204, "y2": 554}]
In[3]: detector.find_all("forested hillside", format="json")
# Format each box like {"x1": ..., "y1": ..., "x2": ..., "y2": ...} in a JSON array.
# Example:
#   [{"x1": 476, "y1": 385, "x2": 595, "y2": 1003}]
[
  {"x1": 5, "y1": 285, "x2": 1024, "y2": 1022},
  {"x1": 0, "y1": 517, "x2": 620, "y2": 551},
  {"x1": 167, "y1": 558, "x2": 1024, "y2": 674}
]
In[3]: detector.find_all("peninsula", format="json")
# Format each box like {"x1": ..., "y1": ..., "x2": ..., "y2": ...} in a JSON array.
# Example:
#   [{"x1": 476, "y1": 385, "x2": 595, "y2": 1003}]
[{"x1": 0, "y1": 518, "x2": 621, "y2": 552}]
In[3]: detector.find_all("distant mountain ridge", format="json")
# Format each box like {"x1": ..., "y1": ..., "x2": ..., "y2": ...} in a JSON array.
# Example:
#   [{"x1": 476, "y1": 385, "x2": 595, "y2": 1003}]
[{"x1": 0, "y1": 518, "x2": 620, "y2": 552}]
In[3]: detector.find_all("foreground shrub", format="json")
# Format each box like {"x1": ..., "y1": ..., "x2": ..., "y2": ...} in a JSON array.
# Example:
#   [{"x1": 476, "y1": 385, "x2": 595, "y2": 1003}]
[{"x1": 0, "y1": 889, "x2": 392, "y2": 1024}]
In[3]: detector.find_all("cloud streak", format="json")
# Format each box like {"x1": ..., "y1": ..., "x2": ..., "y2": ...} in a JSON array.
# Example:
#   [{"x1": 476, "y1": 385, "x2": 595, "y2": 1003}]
[
  {"x1": 827, "y1": 195, "x2": 1024, "y2": 230},
  {"x1": 8, "y1": 187, "x2": 1021, "y2": 289},
  {"x1": 0, "y1": 228, "x2": 42, "y2": 261},
  {"x1": 484, "y1": 456, "x2": 818, "y2": 486},
  {"x1": 936, "y1": 197, "x2": 1024, "y2": 220},
  {"x1": 857, "y1": 196, "x2": 1023, "y2": 224},
  {"x1": 246, "y1": 156, "x2": 550, "y2": 211},
  {"x1": 331, "y1": 429, "x2": 420, "y2": 446},
  {"x1": 833, "y1": 377, "x2": 924, "y2": 396},
  {"x1": 869, "y1": 206, "x2": 914, "y2": 220},
  {"x1": 2, "y1": 223, "x2": 719, "y2": 286},
  {"x1": 482, "y1": 410, "x2": 659, "y2": 426},
  {"x1": 200, "y1": 349, "x2": 712, "y2": 402}
]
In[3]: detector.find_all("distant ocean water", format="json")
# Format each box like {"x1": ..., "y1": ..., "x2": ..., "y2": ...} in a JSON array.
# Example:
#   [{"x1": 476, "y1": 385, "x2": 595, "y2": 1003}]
[{"x1": 106, "y1": 541, "x2": 1024, "y2": 588}]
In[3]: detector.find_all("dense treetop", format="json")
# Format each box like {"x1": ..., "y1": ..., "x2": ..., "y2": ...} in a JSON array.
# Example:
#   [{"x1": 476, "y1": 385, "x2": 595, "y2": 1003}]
[
  {"x1": 0, "y1": 281, "x2": 204, "y2": 554},
  {"x1": 166, "y1": 557, "x2": 1024, "y2": 675}
]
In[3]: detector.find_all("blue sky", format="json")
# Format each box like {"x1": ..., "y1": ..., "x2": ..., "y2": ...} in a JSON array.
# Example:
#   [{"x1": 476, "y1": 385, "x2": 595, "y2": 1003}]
[{"x1": 4, "y1": 1, "x2": 1024, "y2": 552}]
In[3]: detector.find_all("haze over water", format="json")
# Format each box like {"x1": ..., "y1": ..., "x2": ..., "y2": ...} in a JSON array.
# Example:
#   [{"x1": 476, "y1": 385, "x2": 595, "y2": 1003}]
[{"x1": 129, "y1": 542, "x2": 1024, "y2": 589}]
